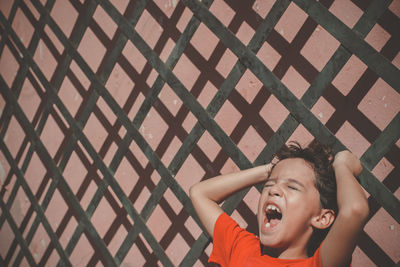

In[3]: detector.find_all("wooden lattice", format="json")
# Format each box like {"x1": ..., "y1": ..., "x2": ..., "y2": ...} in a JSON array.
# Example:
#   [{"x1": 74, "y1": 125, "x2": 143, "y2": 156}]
[{"x1": 0, "y1": 0, "x2": 399, "y2": 266}]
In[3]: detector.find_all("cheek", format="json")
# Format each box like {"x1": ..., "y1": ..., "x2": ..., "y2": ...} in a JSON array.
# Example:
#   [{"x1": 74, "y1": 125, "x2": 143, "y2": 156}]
[
  {"x1": 257, "y1": 195, "x2": 265, "y2": 213},
  {"x1": 308, "y1": 190, "x2": 323, "y2": 210},
  {"x1": 287, "y1": 192, "x2": 319, "y2": 214},
  {"x1": 257, "y1": 192, "x2": 268, "y2": 218},
  {"x1": 258, "y1": 190, "x2": 268, "y2": 206},
  {"x1": 301, "y1": 194, "x2": 321, "y2": 216}
]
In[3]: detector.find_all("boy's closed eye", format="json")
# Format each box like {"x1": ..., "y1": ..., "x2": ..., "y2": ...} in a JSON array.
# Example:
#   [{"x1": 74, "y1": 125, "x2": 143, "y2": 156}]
[
  {"x1": 264, "y1": 178, "x2": 304, "y2": 191},
  {"x1": 263, "y1": 181, "x2": 275, "y2": 188},
  {"x1": 287, "y1": 184, "x2": 299, "y2": 191}
]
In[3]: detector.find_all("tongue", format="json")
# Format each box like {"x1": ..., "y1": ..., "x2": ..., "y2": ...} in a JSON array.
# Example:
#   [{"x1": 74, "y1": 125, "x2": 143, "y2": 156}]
[{"x1": 269, "y1": 218, "x2": 280, "y2": 227}]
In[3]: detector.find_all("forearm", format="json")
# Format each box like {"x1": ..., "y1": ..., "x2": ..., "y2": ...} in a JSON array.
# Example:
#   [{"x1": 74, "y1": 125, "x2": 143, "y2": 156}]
[
  {"x1": 334, "y1": 166, "x2": 369, "y2": 220},
  {"x1": 321, "y1": 152, "x2": 370, "y2": 267},
  {"x1": 189, "y1": 164, "x2": 270, "y2": 236},
  {"x1": 190, "y1": 164, "x2": 270, "y2": 203}
]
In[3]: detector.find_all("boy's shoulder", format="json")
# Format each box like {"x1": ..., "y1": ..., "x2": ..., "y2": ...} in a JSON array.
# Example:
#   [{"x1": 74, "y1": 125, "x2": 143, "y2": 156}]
[{"x1": 209, "y1": 213, "x2": 260, "y2": 265}]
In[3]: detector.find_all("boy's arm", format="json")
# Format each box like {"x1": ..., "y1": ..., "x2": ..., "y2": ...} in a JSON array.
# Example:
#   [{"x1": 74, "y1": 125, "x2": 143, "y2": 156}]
[
  {"x1": 321, "y1": 151, "x2": 369, "y2": 267},
  {"x1": 189, "y1": 164, "x2": 271, "y2": 237}
]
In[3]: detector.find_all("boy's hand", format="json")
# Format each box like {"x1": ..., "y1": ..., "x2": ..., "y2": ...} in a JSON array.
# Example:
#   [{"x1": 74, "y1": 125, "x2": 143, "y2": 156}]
[
  {"x1": 264, "y1": 163, "x2": 273, "y2": 180},
  {"x1": 333, "y1": 150, "x2": 363, "y2": 177}
]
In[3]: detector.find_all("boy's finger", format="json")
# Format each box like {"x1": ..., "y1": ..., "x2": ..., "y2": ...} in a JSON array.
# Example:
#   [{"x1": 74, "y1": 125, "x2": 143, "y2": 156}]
[{"x1": 265, "y1": 163, "x2": 273, "y2": 176}]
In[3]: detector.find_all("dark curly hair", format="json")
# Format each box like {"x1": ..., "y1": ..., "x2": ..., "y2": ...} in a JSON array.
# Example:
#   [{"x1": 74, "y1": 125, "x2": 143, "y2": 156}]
[{"x1": 272, "y1": 140, "x2": 337, "y2": 256}]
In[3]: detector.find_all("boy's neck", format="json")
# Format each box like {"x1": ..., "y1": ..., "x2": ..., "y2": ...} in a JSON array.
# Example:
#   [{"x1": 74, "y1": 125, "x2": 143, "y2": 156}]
[{"x1": 262, "y1": 245, "x2": 309, "y2": 259}]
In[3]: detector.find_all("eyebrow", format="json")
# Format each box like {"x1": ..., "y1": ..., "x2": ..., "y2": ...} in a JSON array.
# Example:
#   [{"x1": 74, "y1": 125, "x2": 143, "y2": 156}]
[{"x1": 265, "y1": 178, "x2": 305, "y2": 188}]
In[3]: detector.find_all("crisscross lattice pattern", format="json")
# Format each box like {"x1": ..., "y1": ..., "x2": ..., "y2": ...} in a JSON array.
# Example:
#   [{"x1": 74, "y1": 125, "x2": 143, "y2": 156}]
[{"x1": 0, "y1": 0, "x2": 399, "y2": 266}]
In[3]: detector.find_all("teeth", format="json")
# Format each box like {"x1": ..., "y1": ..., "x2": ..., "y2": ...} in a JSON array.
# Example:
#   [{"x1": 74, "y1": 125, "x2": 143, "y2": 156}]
[
  {"x1": 266, "y1": 204, "x2": 281, "y2": 213},
  {"x1": 265, "y1": 222, "x2": 271, "y2": 228}
]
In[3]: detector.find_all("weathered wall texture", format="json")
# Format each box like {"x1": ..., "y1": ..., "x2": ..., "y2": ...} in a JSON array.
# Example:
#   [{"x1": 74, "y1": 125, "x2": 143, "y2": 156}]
[{"x1": 0, "y1": 0, "x2": 399, "y2": 266}]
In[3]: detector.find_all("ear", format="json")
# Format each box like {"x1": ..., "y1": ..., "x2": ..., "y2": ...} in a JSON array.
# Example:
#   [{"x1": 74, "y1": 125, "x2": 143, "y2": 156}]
[{"x1": 311, "y1": 209, "x2": 335, "y2": 229}]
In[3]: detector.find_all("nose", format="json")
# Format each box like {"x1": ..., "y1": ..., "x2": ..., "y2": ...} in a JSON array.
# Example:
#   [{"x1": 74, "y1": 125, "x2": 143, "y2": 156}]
[{"x1": 268, "y1": 183, "x2": 283, "y2": 197}]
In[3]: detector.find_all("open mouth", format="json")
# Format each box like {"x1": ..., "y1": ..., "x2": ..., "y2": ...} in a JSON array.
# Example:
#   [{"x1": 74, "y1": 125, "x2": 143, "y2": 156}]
[{"x1": 264, "y1": 204, "x2": 282, "y2": 229}]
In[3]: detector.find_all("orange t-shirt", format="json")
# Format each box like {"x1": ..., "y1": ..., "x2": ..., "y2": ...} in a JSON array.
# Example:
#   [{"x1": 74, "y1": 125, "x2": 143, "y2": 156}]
[{"x1": 209, "y1": 212, "x2": 322, "y2": 267}]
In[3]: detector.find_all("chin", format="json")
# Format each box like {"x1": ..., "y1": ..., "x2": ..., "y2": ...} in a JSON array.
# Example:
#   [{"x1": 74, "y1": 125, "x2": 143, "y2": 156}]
[
  {"x1": 259, "y1": 238, "x2": 286, "y2": 257},
  {"x1": 258, "y1": 231, "x2": 283, "y2": 248}
]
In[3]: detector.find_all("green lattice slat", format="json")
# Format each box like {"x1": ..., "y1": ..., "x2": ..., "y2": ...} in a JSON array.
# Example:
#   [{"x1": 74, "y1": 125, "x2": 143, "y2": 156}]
[
  {"x1": 0, "y1": 76, "x2": 118, "y2": 265},
  {"x1": 0, "y1": 138, "x2": 72, "y2": 266}
]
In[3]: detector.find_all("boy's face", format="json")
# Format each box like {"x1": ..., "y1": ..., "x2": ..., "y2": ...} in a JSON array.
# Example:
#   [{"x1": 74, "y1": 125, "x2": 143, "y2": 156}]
[{"x1": 257, "y1": 158, "x2": 323, "y2": 252}]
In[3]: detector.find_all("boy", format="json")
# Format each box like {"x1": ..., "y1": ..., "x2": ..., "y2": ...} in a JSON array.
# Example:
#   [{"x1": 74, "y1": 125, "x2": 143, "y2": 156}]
[{"x1": 189, "y1": 141, "x2": 369, "y2": 266}]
